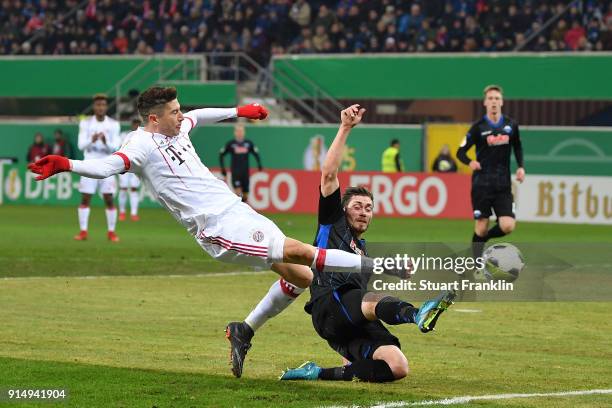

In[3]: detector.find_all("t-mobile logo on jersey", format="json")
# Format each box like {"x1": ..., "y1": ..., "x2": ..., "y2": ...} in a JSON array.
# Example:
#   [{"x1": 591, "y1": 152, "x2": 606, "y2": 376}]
[{"x1": 165, "y1": 145, "x2": 185, "y2": 165}]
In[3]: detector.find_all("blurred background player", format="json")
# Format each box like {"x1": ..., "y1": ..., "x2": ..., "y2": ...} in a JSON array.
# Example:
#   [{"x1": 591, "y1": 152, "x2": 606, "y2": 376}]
[
  {"x1": 381, "y1": 139, "x2": 404, "y2": 173},
  {"x1": 118, "y1": 118, "x2": 143, "y2": 221},
  {"x1": 75, "y1": 93, "x2": 121, "y2": 242},
  {"x1": 431, "y1": 144, "x2": 458, "y2": 173},
  {"x1": 51, "y1": 129, "x2": 74, "y2": 159},
  {"x1": 26, "y1": 132, "x2": 51, "y2": 163},
  {"x1": 456, "y1": 85, "x2": 525, "y2": 259},
  {"x1": 219, "y1": 123, "x2": 262, "y2": 202}
]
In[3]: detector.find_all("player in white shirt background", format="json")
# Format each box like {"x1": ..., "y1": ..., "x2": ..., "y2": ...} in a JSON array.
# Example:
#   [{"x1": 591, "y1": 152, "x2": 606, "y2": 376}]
[
  {"x1": 29, "y1": 87, "x2": 387, "y2": 370},
  {"x1": 75, "y1": 94, "x2": 121, "y2": 242},
  {"x1": 118, "y1": 117, "x2": 142, "y2": 222}
]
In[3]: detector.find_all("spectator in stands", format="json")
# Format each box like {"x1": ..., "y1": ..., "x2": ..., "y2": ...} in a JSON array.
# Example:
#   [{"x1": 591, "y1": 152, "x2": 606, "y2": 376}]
[
  {"x1": 565, "y1": 20, "x2": 587, "y2": 50},
  {"x1": 27, "y1": 132, "x2": 51, "y2": 163},
  {"x1": 51, "y1": 129, "x2": 74, "y2": 159},
  {"x1": 431, "y1": 145, "x2": 458, "y2": 173},
  {"x1": 381, "y1": 139, "x2": 404, "y2": 173}
]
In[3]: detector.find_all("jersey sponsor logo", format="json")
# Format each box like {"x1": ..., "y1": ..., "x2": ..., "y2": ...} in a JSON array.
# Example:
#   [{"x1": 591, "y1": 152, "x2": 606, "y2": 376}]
[
  {"x1": 486, "y1": 134, "x2": 510, "y2": 146},
  {"x1": 165, "y1": 145, "x2": 186, "y2": 165},
  {"x1": 252, "y1": 230, "x2": 264, "y2": 243},
  {"x1": 233, "y1": 146, "x2": 249, "y2": 154}
]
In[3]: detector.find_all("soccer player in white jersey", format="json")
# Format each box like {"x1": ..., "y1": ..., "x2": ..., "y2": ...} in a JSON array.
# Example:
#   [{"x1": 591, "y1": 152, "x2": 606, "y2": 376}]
[
  {"x1": 75, "y1": 94, "x2": 121, "y2": 242},
  {"x1": 29, "y1": 87, "x2": 386, "y2": 368},
  {"x1": 118, "y1": 118, "x2": 143, "y2": 222}
]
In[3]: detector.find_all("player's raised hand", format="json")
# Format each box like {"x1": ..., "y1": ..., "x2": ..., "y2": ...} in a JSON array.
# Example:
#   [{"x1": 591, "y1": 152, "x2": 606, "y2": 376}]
[
  {"x1": 516, "y1": 167, "x2": 525, "y2": 183},
  {"x1": 237, "y1": 103, "x2": 268, "y2": 120},
  {"x1": 340, "y1": 104, "x2": 366, "y2": 127},
  {"x1": 27, "y1": 155, "x2": 71, "y2": 180}
]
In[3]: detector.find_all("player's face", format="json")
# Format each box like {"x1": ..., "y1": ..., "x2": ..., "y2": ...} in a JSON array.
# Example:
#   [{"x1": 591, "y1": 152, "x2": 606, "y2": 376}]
[
  {"x1": 345, "y1": 195, "x2": 373, "y2": 235},
  {"x1": 234, "y1": 125, "x2": 245, "y2": 141},
  {"x1": 155, "y1": 99, "x2": 184, "y2": 136},
  {"x1": 93, "y1": 99, "x2": 108, "y2": 117},
  {"x1": 484, "y1": 90, "x2": 503, "y2": 115}
]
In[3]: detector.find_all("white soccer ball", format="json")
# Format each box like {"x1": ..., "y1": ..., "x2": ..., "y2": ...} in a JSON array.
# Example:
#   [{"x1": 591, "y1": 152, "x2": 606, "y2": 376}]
[{"x1": 482, "y1": 243, "x2": 525, "y2": 282}]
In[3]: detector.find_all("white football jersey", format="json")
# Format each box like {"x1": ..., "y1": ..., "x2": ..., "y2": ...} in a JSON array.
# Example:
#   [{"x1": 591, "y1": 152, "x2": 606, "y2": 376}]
[
  {"x1": 78, "y1": 115, "x2": 121, "y2": 159},
  {"x1": 116, "y1": 112, "x2": 240, "y2": 234}
]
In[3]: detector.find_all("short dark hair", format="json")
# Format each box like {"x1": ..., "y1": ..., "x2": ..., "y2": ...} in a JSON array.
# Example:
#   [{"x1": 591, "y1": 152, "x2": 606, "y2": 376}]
[
  {"x1": 137, "y1": 86, "x2": 177, "y2": 119},
  {"x1": 390, "y1": 139, "x2": 400, "y2": 146},
  {"x1": 93, "y1": 93, "x2": 108, "y2": 102},
  {"x1": 341, "y1": 186, "x2": 374, "y2": 208}
]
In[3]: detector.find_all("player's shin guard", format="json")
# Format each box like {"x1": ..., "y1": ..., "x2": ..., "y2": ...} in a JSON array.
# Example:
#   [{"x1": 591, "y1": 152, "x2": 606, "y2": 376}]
[
  {"x1": 118, "y1": 190, "x2": 127, "y2": 214},
  {"x1": 129, "y1": 190, "x2": 140, "y2": 216},
  {"x1": 374, "y1": 296, "x2": 418, "y2": 325},
  {"x1": 312, "y1": 248, "x2": 375, "y2": 274},
  {"x1": 244, "y1": 279, "x2": 304, "y2": 331},
  {"x1": 471, "y1": 233, "x2": 487, "y2": 259},
  {"x1": 486, "y1": 223, "x2": 506, "y2": 239},
  {"x1": 105, "y1": 207, "x2": 117, "y2": 232},
  {"x1": 319, "y1": 360, "x2": 395, "y2": 382},
  {"x1": 78, "y1": 206, "x2": 90, "y2": 231}
]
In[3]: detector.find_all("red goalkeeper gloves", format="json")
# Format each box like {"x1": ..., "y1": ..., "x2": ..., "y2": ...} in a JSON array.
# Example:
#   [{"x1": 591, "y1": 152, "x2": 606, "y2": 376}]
[
  {"x1": 27, "y1": 155, "x2": 71, "y2": 180},
  {"x1": 237, "y1": 103, "x2": 268, "y2": 120}
]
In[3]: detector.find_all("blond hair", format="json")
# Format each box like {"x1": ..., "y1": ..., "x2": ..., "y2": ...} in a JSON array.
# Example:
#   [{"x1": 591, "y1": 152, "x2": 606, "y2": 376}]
[{"x1": 483, "y1": 84, "x2": 503, "y2": 97}]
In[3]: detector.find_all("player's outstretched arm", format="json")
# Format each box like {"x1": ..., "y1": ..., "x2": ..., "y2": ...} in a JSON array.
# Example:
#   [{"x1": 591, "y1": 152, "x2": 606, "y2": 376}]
[
  {"x1": 320, "y1": 104, "x2": 365, "y2": 197},
  {"x1": 184, "y1": 104, "x2": 268, "y2": 130},
  {"x1": 28, "y1": 154, "x2": 125, "y2": 181}
]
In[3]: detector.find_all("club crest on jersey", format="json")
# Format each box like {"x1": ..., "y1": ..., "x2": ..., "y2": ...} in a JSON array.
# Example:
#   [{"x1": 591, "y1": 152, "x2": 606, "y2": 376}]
[
  {"x1": 503, "y1": 125, "x2": 512, "y2": 133},
  {"x1": 350, "y1": 239, "x2": 363, "y2": 255},
  {"x1": 252, "y1": 230, "x2": 264, "y2": 243},
  {"x1": 486, "y1": 134, "x2": 510, "y2": 146}
]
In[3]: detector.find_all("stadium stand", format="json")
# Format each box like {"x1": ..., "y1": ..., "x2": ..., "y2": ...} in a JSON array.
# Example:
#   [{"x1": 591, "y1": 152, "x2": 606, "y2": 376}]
[{"x1": 1, "y1": 0, "x2": 611, "y2": 58}]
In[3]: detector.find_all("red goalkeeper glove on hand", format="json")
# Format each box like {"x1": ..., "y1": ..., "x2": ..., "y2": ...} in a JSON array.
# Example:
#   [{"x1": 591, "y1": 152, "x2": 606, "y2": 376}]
[
  {"x1": 237, "y1": 103, "x2": 268, "y2": 120},
  {"x1": 27, "y1": 155, "x2": 71, "y2": 180}
]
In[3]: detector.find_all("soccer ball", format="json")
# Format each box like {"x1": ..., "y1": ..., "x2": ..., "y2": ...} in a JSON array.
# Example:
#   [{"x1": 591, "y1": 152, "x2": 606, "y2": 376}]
[{"x1": 482, "y1": 243, "x2": 525, "y2": 282}]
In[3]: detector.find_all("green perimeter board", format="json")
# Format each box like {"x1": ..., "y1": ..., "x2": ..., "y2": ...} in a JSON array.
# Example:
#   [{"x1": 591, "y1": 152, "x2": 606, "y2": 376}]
[
  {"x1": 0, "y1": 57, "x2": 200, "y2": 98},
  {"x1": 273, "y1": 54, "x2": 612, "y2": 100}
]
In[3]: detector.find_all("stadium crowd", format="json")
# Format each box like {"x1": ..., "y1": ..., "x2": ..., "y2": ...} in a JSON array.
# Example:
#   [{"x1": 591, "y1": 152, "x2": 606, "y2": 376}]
[{"x1": 1, "y1": 0, "x2": 611, "y2": 59}]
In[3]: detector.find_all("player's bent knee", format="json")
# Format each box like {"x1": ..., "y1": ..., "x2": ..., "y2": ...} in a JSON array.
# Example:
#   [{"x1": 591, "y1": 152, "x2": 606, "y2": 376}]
[
  {"x1": 374, "y1": 346, "x2": 409, "y2": 380},
  {"x1": 386, "y1": 355, "x2": 409, "y2": 379},
  {"x1": 500, "y1": 219, "x2": 515, "y2": 234}
]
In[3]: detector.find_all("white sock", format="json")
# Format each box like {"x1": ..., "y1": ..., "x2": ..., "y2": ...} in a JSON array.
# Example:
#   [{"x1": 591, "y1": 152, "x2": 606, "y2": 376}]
[
  {"x1": 244, "y1": 279, "x2": 305, "y2": 331},
  {"x1": 129, "y1": 190, "x2": 140, "y2": 216},
  {"x1": 311, "y1": 248, "x2": 373, "y2": 273},
  {"x1": 105, "y1": 208, "x2": 117, "y2": 232},
  {"x1": 118, "y1": 189, "x2": 127, "y2": 213},
  {"x1": 78, "y1": 206, "x2": 90, "y2": 231}
]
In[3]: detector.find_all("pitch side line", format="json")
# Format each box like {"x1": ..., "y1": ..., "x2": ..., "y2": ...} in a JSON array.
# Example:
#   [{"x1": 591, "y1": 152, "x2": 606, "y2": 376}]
[
  {"x1": 0, "y1": 271, "x2": 269, "y2": 281},
  {"x1": 323, "y1": 389, "x2": 612, "y2": 408}
]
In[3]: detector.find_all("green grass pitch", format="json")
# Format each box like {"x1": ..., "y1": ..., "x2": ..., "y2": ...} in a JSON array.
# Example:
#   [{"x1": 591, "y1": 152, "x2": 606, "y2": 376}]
[{"x1": 1, "y1": 206, "x2": 611, "y2": 407}]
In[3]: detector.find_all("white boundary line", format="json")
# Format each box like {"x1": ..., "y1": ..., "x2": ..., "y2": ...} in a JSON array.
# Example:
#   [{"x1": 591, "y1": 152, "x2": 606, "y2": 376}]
[
  {"x1": 0, "y1": 271, "x2": 268, "y2": 281},
  {"x1": 323, "y1": 389, "x2": 612, "y2": 408}
]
